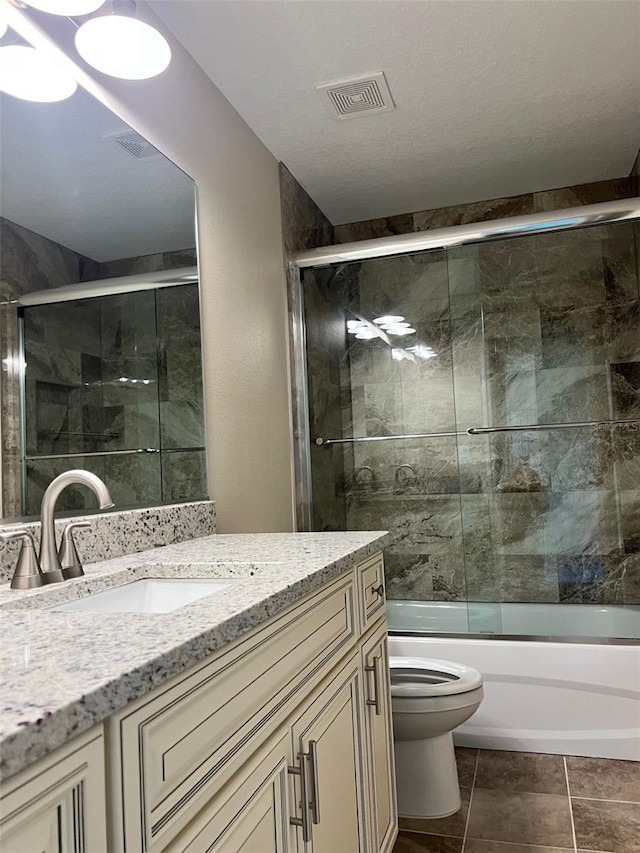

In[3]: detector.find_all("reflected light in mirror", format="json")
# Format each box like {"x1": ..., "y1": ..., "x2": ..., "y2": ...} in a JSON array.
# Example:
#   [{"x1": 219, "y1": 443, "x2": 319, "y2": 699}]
[
  {"x1": 75, "y1": 15, "x2": 171, "y2": 80},
  {"x1": 0, "y1": 45, "x2": 77, "y2": 102},
  {"x1": 24, "y1": 0, "x2": 105, "y2": 14},
  {"x1": 374, "y1": 315, "x2": 404, "y2": 324}
]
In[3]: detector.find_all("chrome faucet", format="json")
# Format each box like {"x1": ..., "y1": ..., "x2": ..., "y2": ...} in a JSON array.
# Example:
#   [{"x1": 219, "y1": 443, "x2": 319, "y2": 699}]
[{"x1": 39, "y1": 470, "x2": 114, "y2": 584}]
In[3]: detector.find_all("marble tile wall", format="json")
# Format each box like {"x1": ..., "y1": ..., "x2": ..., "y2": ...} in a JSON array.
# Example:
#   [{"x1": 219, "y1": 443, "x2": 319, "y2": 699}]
[
  {"x1": 80, "y1": 247, "x2": 197, "y2": 282},
  {"x1": 304, "y1": 214, "x2": 640, "y2": 607},
  {"x1": 156, "y1": 284, "x2": 206, "y2": 451},
  {"x1": 333, "y1": 175, "x2": 638, "y2": 243},
  {"x1": 1, "y1": 218, "x2": 91, "y2": 517}
]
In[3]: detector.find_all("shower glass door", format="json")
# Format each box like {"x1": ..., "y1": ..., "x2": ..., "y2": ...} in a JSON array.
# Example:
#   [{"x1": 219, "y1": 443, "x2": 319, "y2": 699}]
[
  {"x1": 302, "y1": 218, "x2": 639, "y2": 637},
  {"x1": 20, "y1": 283, "x2": 207, "y2": 515},
  {"x1": 303, "y1": 249, "x2": 486, "y2": 633},
  {"x1": 451, "y1": 222, "x2": 640, "y2": 634}
]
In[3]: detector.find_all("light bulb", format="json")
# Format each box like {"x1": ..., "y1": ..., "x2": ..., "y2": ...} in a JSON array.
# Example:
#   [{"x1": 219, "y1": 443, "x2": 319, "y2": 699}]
[
  {"x1": 0, "y1": 45, "x2": 77, "y2": 102},
  {"x1": 25, "y1": 0, "x2": 105, "y2": 14},
  {"x1": 75, "y1": 15, "x2": 171, "y2": 80}
]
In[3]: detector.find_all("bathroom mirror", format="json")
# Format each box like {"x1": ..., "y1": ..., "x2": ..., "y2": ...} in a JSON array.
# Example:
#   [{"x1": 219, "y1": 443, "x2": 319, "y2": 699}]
[{"x1": 0, "y1": 62, "x2": 207, "y2": 520}]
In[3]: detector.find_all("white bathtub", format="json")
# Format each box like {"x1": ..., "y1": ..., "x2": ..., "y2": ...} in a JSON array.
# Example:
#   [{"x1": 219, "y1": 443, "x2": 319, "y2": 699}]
[
  {"x1": 387, "y1": 599, "x2": 640, "y2": 639},
  {"x1": 388, "y1": 602, "x2": 640, "y2": 761}
]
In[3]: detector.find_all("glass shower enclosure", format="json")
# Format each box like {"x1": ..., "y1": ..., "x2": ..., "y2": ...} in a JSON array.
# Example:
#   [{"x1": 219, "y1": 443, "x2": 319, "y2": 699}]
[
  {"x1": 295, "y1": 201, "x2": 640, "y2": 640},
  {"x1": 19, "y1": 281, "x2": 206, "y2": 515}
]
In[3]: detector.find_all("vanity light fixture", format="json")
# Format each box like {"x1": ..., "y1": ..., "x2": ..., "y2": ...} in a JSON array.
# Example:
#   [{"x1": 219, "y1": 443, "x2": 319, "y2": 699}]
[
  {"x1": 75, "y1": 1, "x2": 171, "y2": 80},
  {"x1": 24, "y1": 0, "x2": 105, "y2": 14},
  {"x1": 0, "y1": 44, "x2": 77, "y2": 101}
]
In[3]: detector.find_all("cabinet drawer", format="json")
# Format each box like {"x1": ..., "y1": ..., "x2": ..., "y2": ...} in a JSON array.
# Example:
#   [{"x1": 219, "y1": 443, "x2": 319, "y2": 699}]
[
  {"x1": 357, "y1": 552, "x2": 386, "y2": 631},
  {"x1": 111, "y1": 573, "x2": 356, "y2": 853}
]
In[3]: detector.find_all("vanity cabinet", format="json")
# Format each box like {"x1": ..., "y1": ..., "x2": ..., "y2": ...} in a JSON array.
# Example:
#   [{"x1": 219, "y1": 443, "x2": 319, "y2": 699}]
[
  {"x1": 0, "y1": 727, "x2": 107, "y2": 853},
  {"x1": 0, "y1": 551, "x2": 397, "y2": 853}
]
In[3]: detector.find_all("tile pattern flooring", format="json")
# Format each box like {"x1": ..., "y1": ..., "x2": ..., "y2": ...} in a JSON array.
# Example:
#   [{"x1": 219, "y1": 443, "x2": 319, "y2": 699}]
[{"x1": 393, "y1": 748, "x2": 640, "y2": 853}]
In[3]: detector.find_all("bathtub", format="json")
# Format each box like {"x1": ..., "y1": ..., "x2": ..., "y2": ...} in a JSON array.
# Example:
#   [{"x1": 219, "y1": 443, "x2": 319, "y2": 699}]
[
  {"x1": 387, "y1": 601, "x2": 640, "y2": 761},
  {"x1": 387, "y1": 599, "x2": 640, "y2": 640}
]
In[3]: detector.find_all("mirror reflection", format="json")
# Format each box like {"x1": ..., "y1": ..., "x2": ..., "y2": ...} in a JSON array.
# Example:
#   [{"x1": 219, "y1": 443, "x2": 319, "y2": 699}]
[{"x1": 0, "y1": 67, "x2": 207, "y2": 520}]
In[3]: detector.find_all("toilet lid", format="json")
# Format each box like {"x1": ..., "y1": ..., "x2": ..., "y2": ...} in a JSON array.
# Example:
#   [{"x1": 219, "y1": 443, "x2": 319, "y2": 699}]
[{"x1": 389, "y1": 656, "x2": 483, "y2": 697}]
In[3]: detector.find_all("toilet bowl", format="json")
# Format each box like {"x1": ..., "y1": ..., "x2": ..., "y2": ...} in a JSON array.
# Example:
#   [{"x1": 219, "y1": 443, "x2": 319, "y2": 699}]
[{"x1": 390, "y1": 655, "x2": 484, "y2": 819}]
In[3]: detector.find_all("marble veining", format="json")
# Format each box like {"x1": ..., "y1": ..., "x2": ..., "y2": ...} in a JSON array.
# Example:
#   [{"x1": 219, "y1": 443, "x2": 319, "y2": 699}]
[
  {"x1": 0, "y1": 500, "x2": 216, "y2": 584},
  {"x1": 0, "y1": 530, "x2": 387, "y2": 781}
]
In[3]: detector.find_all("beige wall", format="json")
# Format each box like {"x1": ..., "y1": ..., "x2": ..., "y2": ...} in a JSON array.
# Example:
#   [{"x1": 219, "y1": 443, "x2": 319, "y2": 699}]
[{"x1": 2, "y1": 0, "x2": 295, "y2": 532}]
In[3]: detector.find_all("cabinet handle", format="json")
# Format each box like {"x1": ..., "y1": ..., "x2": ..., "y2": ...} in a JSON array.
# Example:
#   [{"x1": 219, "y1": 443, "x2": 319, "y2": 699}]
[
  {"x1": 371, "y1": 583, "x2": 384, "y2": 598},
  {"x1": 288, "y1": 752, "x2": 312, "y2": 842},
  {"x1": 365, "y1": 655, "x2": 382, "y2": 716},
  {"x1": 308, "y1": 739, "x2": 321, "y2": 825}
]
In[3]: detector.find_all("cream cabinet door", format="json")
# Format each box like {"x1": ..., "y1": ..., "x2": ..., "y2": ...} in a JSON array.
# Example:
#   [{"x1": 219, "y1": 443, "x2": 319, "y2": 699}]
[
  {"x1": 165, "y1": 731, "x2": 294, "y2": 853},
  {"x1": 0, "y1": 727, "x2": 107, "y2": 853},
  {"x1": 362, "y1": 623, "x2": 398, "y2": 853},
  {"x1": 289, "y1": 652, "x2": 368, "y2": 853}
]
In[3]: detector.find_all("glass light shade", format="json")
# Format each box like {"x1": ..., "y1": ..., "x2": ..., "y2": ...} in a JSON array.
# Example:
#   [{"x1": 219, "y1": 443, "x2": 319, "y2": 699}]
[
  {"x1": 75, "y1": 15, "x2": 171, "y2": 80},
  {"x1": 347, "y1": 320, "x2": 367, "y2": 330},
  {"x1": 0, "y1": 21, "x2": 7, "y2": 38},
  {"x1": 0, "y1": 45, "x2": 77, "y2": 102},
  {"x1": 380, "y1": 321, "x2": 410, "y2": 329},
  {"x1": 386, "y1": 327, "x2": 416, "y2": 336},
  {"x1": 25, "y1": 0, "x2": 105, "y2": 14},
  {"x1": 374, "y1": 315, "x2": 404, "y2": 325},
  {"x1": 355, "y1": 330, "x2": 378, "y2": 340}
]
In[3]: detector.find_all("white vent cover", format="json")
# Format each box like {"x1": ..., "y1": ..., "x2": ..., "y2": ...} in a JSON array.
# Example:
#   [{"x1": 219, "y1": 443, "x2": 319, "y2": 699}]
[
  {"x1": 112, "y1": 131, "x2": 162, "y2": 160},
  {"x1": 317, "y1": 72, "x2": 395, "y2": 120}
]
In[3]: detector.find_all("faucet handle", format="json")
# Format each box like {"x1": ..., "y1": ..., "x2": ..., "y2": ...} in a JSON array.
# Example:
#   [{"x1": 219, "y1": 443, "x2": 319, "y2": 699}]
[
  {"x1": 59, "y1": 521, "x2": 91, "y2": 580},
  {"x1": 0, "y1": 530, "x2": 44, "y2": 590}
]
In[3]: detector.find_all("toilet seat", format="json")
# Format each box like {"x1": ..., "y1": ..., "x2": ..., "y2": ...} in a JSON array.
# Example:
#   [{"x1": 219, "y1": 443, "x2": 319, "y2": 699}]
[{"x1": 390, "y1": 656, "x2": 482, "y2": 698}]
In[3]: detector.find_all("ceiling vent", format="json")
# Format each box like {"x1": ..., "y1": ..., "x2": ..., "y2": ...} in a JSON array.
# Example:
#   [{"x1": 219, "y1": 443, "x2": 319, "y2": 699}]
[
  {"x1": 112, "y1": 131, "x2": 162, "y2": 160},
  {"x1": 317, "y1": 72, "x2": 395, "y2": 120}
]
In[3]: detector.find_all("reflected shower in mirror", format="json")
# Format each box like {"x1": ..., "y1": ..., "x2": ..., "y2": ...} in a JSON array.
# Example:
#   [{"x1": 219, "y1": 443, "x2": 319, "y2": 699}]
[{"x1": 0, "y1": 72, "x2": 207, "y2": 520}]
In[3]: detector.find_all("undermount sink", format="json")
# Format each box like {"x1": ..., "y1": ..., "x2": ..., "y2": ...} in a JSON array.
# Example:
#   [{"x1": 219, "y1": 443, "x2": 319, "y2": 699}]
[{"x1": 51, "y1": 578, "x2": 237, "y2": 614}]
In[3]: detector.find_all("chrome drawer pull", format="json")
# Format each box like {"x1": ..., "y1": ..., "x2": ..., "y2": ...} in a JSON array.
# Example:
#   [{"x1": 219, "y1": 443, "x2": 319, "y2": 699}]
[
  {"x1": 365, "y1": 655, "x2": 382, "y2": 715},
  {"x1": 288, "y1": 752, "x2": 312, "y2": 842},
  {"x1": 308, "y1": 740, "x2": 320, "y2": 825}
]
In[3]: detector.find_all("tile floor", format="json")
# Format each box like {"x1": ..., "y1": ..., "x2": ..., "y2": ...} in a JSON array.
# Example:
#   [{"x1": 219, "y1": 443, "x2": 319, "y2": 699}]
[{"x1": 393, "y1": 748, "x2": 640, "y2": 853}]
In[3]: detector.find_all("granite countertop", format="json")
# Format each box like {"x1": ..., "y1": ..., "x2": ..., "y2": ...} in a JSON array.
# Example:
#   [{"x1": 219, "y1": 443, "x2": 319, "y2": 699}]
[{"x1": 0, "y1": 531, "x2": 387, "y2": 781}]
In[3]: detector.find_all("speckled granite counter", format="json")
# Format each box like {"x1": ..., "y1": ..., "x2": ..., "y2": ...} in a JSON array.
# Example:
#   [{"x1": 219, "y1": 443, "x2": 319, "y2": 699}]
[{"x1": 0, "y1": 531, "x2": 387, "y2": 781}]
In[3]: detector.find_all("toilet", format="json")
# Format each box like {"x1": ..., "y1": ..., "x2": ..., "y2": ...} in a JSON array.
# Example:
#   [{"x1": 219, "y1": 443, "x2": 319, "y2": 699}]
[{"x1": 390, "y1": 656, "x2": 484, "y2": 819}]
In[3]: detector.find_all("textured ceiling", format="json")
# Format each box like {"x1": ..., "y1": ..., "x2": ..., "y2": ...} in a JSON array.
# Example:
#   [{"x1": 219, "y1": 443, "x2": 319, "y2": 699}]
[
  {"x1": 1, "y1": 86, "x2": 195, "y2": 262},
  {"x1": 152, "y1": 0, "x2": 640, "y2": 224}
]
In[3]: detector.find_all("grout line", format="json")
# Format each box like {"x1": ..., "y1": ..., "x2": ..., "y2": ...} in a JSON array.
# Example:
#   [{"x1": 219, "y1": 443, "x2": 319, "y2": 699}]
[
  {"x1": 571, "y1": 795, "x2": 640, "y2": 805},
  {"x1": 460, "y1": 749, "x2": 479, "y2": 853},
  {"x1": 459, "y1": 842, "x2": 574, "y2": 851},
  {"x1": 564, "y1": 756, "x2": 578, "y2": 853}
]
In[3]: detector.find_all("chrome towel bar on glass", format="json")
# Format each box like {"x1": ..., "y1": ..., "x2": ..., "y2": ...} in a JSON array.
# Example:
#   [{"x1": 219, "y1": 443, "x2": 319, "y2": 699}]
[
  {"x1": 23, "y1": 446, "x2": 206, "y2": 461},
  {"x1": 315, "y1": 419, "x2": 640, "y2": 446}
]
